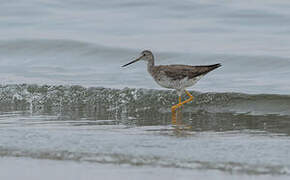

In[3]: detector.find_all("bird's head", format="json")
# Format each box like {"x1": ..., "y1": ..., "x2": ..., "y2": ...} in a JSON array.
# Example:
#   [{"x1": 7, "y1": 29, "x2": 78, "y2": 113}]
[{"x1": 122, "y1": 50, "x2": 153, "y2": 67}]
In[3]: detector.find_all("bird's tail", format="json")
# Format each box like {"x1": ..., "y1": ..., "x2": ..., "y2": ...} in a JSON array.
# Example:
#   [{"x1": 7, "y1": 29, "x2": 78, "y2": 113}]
[
  {"x1": 196, "y1": 63, "x2": 222, "y2": 77},
  {"x1": 208, "y1": 63, "x2": 222, "y2": 69}
]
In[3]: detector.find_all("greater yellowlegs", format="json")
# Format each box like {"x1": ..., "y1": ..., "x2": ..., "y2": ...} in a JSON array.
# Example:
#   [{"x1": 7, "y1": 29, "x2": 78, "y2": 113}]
[{"x1": 122, "y1": 50, "x2": 221, "y2": 123}]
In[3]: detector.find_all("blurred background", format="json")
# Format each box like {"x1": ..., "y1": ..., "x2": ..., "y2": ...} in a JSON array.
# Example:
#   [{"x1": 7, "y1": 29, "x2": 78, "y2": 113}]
[
  {"x1": 1, "y1": 0, "x2": 290, "y2": 179},
  {"x1": 0, "y1": 0, "x2": 290, "y2": 93}
]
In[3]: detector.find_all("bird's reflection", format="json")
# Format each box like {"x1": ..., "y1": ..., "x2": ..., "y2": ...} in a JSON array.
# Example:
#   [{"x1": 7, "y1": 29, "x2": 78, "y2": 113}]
[{"x1": 172, "y1": 106, "x2": 192, "y2": 133}]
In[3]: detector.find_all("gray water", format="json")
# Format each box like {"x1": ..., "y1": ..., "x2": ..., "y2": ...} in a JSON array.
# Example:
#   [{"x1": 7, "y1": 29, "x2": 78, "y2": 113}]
[
  {"x1": 1, "y1": 0, "x2": 290, "y2": 179},
  {"x1": 0, "y1": 84, "x2": 290, "y2": 177}
]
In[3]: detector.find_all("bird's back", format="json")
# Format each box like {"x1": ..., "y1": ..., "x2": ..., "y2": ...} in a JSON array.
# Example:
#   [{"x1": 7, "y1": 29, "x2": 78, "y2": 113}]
[
  {"x1": 151, "y1": 63, "x2": 221, "y2": 81},
  {"x1": 148, "y1": 63, "x2": 221, "y2": 90}
]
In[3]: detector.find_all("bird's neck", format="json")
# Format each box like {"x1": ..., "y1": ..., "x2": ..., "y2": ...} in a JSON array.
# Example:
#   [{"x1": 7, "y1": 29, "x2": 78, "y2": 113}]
[{"x1": 147, "y1": 58, "x2": 155, "y2": 74}]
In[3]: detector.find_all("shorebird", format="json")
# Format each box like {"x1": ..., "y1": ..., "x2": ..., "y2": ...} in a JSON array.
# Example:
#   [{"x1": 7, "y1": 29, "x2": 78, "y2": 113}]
[{"x1": 122, "y1": 50, "x2": 221, "y2": 124}]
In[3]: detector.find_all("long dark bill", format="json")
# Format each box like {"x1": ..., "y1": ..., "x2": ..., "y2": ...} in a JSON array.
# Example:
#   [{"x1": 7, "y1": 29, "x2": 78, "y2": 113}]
[{"x1": 122, "y1": 56, "x2": 143, "y2": 67}]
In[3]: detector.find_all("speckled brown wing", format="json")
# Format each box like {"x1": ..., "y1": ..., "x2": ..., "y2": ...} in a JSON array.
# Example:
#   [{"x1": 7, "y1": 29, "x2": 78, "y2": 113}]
[{"x1": 157, "y1": 64, "x2": 221, "y2": 81}]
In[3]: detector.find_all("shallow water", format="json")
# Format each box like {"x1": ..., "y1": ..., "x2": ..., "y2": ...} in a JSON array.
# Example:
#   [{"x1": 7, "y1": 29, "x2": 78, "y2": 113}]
[
  {"x1": 0, "y1": 85, "x2": 290, "y2": 177},
  {"x1": 3, "y1": 157, "x2": 289, "y2": 180},
  {"x1": 1, "y1": 0, "x2": 290, "y2": 179}
]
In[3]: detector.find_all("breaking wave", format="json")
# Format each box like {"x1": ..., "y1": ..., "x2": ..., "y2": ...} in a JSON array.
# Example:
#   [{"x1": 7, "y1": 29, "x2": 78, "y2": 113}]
[
  {"x1": 1, "y1": 84, "x2": 290, "y2": 116},
  {"x1": 0, "y1": 84, "x2": 289, "y2": 134}
]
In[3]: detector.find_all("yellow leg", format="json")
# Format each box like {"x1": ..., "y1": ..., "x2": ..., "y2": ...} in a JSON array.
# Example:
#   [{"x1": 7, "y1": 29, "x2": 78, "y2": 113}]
[
  {"x1": 172, "y1": 96, "x2": 182, "y2": 124},
  {"x1": 171, "y1": 90, "x2": 194, "y2": 124}
]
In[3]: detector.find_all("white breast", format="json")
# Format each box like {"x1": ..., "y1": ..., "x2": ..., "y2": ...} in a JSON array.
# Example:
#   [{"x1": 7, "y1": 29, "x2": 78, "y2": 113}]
[{"x1": 154, "y1": 75, "x2": 204, "y2": 90}]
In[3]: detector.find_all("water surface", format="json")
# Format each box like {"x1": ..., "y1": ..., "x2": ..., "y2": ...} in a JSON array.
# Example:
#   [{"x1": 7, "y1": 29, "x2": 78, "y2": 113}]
[
  {"x1": 0, "y1": 85, "x2": 290, "y2": 177},
  {"x1": 1, "y1": 0, "x2": 290, "y2": 179}
]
